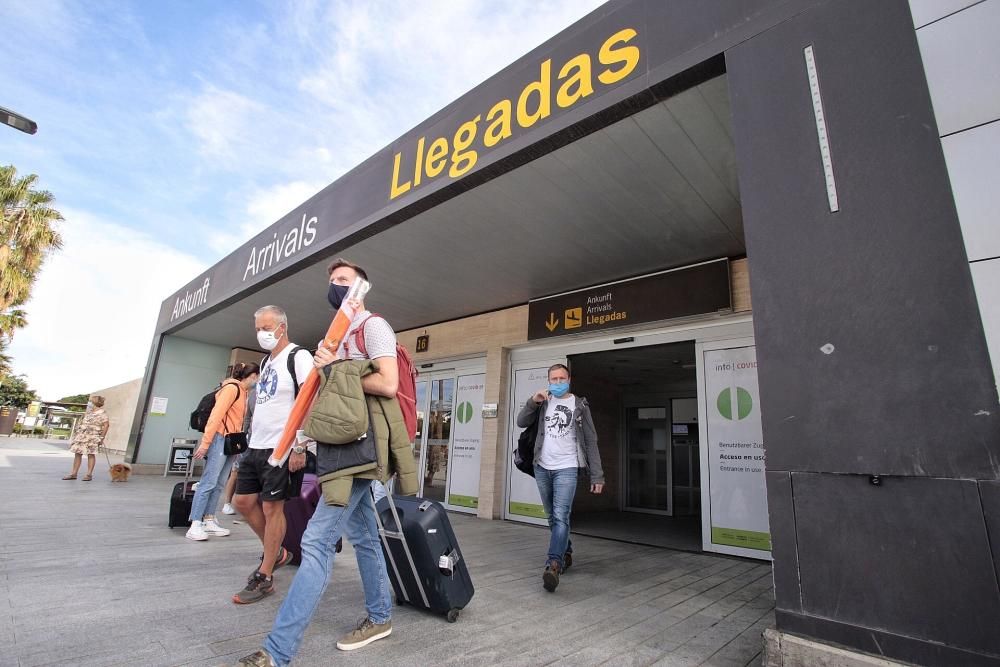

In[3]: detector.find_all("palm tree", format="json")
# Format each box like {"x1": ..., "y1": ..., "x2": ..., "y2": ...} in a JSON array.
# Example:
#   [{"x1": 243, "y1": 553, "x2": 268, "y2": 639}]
[
  {"x1": 0, "y1": 339, "x2": 13, "y2": 381},
  {"x1": 0, "y1": 309, "x2": 27, "y2": 340},
  {"x1": 1, "y1": 165, "x2": 64, "y2": 312}
]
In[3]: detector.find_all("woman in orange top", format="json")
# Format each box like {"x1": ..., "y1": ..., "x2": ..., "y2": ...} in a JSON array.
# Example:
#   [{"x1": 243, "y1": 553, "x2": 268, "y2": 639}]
[{"x1": 186, "y1": 362, "x2": 259, "y2": 542}]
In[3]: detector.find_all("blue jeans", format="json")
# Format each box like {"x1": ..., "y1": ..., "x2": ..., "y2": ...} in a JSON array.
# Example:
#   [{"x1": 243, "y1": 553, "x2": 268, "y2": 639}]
[
  {"x1": 188, "y1": 433, "x2": 234, "y2": 521},
  {"x1": 264, "y1": 478, "x2": 391, "y2": 666},
  {"x1": 534, "y1": 465, "x2": 577, "y2": 568}
]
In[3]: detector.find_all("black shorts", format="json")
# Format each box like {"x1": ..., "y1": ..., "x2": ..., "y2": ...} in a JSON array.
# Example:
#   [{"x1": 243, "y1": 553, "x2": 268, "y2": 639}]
[{"x1": 236, "y1": 448, "x2": 302, "y2": 501}]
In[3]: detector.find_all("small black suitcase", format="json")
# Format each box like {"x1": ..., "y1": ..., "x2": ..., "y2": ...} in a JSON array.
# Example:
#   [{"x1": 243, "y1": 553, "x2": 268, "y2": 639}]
[
  {"x1": 375, "y1": 494, "x2": 474, "y2": 622},
  {"x1": 168, "y1": 481, "x2": 196, "y2": 527},
  {"x1": 168, "y1": 460, "x2": 198, "y2": 528}
]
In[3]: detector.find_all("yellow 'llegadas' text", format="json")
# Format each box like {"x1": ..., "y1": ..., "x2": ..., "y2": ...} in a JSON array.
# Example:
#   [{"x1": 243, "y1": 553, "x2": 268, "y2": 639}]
[{"x1": 390, "y1": 28, "x2": 641, "y2": 200}]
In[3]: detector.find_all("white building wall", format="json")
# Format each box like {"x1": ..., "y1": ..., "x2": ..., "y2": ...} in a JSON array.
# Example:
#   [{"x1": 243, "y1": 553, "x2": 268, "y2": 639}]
[{"x1": 911, "y1": 0, "x2": 1000, "y2": 389}]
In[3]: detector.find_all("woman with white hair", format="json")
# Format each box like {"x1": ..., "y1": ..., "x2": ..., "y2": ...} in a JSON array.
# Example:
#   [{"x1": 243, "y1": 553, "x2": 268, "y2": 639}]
[{"x1": 62, "y1": 395, "x2": 110, "y2": 481}]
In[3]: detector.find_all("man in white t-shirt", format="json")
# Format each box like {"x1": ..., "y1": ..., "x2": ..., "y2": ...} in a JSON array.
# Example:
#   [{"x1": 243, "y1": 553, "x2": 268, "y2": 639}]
[
  {"x1": 516, "y1": 363, "x2": 604, "y2": 593},
  {"x1": 232, "y1": 305, "x2": 314, "y2": 605}
]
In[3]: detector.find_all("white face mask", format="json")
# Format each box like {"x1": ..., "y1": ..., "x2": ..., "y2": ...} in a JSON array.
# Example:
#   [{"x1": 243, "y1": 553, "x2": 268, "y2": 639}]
[{"x1": 256, "y1": 326, "x2": 282, "y2": 351}]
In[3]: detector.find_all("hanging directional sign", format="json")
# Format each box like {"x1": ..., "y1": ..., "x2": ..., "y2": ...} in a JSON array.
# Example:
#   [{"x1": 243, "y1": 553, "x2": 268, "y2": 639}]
[{"x1": 527, "y1": 259, "x2": 732, "y2": 340}]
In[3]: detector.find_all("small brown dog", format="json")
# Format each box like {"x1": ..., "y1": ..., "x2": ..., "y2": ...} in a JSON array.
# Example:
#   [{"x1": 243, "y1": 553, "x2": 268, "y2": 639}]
[{"x1": 109, "y1": 462, "x2": 132, "y2": 482}]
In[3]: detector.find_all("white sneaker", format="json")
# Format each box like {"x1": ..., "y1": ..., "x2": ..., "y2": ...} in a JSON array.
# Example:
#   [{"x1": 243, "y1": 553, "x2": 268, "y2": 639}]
[
  {"x1": 221, "y1": 503, "x2": 236, "y2": 515},
  {"x1": 202, "y1": 518, "x2": 231, "y2": 537},
  {"x1": 186, "y1": 521, "x2": 208, "y2": 541}
]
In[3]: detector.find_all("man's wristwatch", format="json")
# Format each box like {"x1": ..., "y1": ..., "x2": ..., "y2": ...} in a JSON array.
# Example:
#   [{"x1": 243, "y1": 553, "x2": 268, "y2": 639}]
[{"x1": 292, "y1": 445, "x2": 307, "y2": 455}]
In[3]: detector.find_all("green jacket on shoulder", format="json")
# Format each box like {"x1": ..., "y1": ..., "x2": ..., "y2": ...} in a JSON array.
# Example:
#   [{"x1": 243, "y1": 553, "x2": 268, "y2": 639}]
[{"x1": 310, "y1": 359, "x2": 419, "y2": 506}]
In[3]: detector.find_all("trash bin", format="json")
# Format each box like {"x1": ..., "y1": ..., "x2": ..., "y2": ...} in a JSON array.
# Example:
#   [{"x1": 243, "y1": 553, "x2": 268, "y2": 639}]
[{"x1": 0, "y1": 406, "x2": 16, "y2": 436}]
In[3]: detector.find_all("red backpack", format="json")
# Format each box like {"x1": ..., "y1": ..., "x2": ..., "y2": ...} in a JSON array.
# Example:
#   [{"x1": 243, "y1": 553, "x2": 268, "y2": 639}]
[{"x1": 352, "y1": 314, "x2": 419, "y2": 443}]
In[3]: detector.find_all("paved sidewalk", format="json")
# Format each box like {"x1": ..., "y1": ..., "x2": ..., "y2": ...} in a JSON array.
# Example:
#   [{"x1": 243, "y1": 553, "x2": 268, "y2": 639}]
[{"x1": 0, "y1": 438, "x2": 773, "y2": 666}]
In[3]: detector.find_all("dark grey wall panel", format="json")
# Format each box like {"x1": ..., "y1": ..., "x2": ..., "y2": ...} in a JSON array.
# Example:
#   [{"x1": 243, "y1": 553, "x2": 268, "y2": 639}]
[
  {"x1": 776, "y1": 610, "x2": 1000, "y2": 666},
  {"x1": 727, "y1": 0, "x2": 1000, "y2": 477},
  {"x1": 793, "y1": 473, "x2": 1000, "y2": 655},
  {"x1": 765, "y1": 471, "x2": 801, "y2": 614},
  {"x1": 980, "y1": 480, "x2": 1000, "y2": 593}
]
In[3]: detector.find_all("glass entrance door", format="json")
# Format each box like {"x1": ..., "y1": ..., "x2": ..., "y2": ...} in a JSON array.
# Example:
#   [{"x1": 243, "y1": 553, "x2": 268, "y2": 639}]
[
  {"x1": 422, "y1": 377, "x2": 454, "y2": 504},
  {"x1": 412, "y1": 360, "x2": 486, "y2": 513},
  {"x1": 625, "y1": 406, "x2": 672, "y2": 514},
  {"x1": 413, "y1": 379, "x2": 428, "y2": 490}
]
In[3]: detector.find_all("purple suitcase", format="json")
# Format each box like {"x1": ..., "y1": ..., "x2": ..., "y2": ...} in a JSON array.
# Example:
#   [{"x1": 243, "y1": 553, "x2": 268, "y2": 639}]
[{"x1": 282, "y1": 473, "x2": 321, "y2": 565}]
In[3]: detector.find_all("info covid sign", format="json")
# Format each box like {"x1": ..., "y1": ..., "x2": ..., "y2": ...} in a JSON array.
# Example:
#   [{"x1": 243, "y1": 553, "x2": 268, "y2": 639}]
[{"x1": 703, "y1": 346, "x2": 771, "y2": 558}]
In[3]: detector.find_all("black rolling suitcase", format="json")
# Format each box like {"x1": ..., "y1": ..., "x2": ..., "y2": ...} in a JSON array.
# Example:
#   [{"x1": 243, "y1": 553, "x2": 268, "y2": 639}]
[
  {"x1": 168, "y1": 459, "x2": 197, "y2": 528},
  {"x1": 374, "y1": 494, "x2": 474, "y2": 622}
]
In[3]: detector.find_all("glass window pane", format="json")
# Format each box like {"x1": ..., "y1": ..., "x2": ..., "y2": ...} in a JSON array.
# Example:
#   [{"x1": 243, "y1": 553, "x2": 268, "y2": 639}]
[{"x1": 424, "y1": 378, "x2": 454, "y2": 503}]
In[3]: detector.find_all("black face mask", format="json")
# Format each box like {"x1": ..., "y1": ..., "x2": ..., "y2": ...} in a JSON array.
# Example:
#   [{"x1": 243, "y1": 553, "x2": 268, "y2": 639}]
[{"x1": 328, "y1": 283, "x2": 350, "y2": 310}]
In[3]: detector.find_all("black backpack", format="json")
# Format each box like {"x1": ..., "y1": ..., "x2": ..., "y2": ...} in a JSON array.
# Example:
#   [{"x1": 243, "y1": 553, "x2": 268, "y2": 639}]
[
  {"x1": 189, "y1": 380, "x2": 239, "y2": 432},
  {"x1": 513, "y1": 406, "x2": 540, "y2": 477}
]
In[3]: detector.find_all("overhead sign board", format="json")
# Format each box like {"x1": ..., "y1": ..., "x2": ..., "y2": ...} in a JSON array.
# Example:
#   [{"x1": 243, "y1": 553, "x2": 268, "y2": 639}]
[{"x1": 527, "y1": 259, "x2": 731, "y2": 340}]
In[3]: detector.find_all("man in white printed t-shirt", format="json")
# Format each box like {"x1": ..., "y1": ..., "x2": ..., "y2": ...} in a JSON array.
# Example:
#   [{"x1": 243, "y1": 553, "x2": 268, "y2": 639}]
[
  {"x1": 232, "y1": 305, "x2": 314, "y2": 605},
  {"x1": 516, "y1": 363, "x2": 604, "y2": 593}
]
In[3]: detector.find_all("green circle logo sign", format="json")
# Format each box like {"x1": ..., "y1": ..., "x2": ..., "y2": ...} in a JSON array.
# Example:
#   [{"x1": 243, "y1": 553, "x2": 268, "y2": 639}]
[
  {"x1": 717, "y1": 387, "x2": 753, "y2": 420},
  {"x1": 456, "y1": 401, "x2": 474, "y2": 424}
]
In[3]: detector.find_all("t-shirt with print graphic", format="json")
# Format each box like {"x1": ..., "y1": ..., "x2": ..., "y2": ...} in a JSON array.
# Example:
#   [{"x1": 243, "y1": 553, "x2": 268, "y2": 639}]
[
  {"x1": 250, "y1": 344, "x2": 314, "y2": 449},
  {"x1": 538, "y1": 395, "x2": 579, "y2": 470},
  {"x1": 341, "y1": 310, "x2": 397, "y2": 361}
]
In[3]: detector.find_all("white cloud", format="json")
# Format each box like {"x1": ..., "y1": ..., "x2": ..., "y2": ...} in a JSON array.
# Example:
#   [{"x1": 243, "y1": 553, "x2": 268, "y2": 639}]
[
  {"x1": 6, "y1": 207, "x2": 207, "y2": 400},
  {"x1": 179, "y1": 0, "x2": 607, "y2": 244},
  {"x1": 207, "y1": 179, "x2": 328, "y2": 255},
  {"x1": 185, "y1": 85, "x2": 272, "y2": 167}
]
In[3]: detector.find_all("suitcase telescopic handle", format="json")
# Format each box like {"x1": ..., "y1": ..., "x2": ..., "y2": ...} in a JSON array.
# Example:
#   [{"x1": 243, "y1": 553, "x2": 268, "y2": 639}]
[
  {"x1": 182, "y1": 450, "x2": 196, "y2": 499},
  {"x1": 373, "y1": 481, "x2": 431, "y2": 609}
]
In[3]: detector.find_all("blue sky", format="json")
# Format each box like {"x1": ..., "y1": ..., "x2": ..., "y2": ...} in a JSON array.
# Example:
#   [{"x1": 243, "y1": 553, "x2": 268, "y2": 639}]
[{"x1": 0, "y1": 0, "x2": 604, "y2": 398}]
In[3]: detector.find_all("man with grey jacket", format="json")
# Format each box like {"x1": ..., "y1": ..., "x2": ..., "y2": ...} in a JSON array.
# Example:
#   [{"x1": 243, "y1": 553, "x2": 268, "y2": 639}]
[{"x1": 516, "y1": 363, "x2": 604, "y2": 593}]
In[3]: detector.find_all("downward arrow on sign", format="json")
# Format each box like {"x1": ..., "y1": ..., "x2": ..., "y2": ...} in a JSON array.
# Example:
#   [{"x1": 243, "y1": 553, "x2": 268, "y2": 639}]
[{"x1": 545, "y1": 313, "x2": 559, "y2": 332}]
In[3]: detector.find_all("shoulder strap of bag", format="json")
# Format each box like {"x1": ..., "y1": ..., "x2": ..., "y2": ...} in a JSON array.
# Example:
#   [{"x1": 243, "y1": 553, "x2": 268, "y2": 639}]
[
  {"x1": 352, "y1": 314, "x2": 379, "y2": 358},
  {"x1": 219, "y1": 380, "x2": 242, "y2": 434},
  {"x1": 285, "y1": 345, "x2": 303, "y2": 398}
]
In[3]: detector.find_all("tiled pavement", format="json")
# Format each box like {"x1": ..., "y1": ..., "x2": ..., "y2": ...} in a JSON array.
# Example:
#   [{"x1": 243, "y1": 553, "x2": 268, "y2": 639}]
[{"x1": 0, "y1": 438, "x2": 773, "y2": 666}]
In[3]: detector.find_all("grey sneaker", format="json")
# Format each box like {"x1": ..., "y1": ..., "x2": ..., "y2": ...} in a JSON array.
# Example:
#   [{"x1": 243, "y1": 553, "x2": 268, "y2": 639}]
[
  {"x1": 236, "y1": 649, "x2": 277, "y2": 666},
  {"x1": 336, "y1": 617, "x2": 392, "y2": 651},
  {"x1": 233, "y1": 571, "x2": 274, "y2": 604}
]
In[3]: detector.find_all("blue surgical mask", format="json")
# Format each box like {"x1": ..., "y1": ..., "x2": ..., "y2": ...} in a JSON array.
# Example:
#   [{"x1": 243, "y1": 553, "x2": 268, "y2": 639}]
[{"x1": 549, "y1": 382, "x2": 570, "y2": 398}]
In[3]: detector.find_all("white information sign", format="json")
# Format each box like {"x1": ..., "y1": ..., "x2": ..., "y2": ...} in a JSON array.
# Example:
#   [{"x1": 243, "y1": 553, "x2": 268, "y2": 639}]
[
  {"x1": 506, "y1": 366, "x2": 550, "y2": 524},
  {"x1": 447, "y1": 373, "x2": 485, "y2": 512},
  {"x1": 703, "y1": 345, "x2": 771, "y2": 557},
  {"x1": 150, "y1": 396, "x2": 169, "y2": 416}
]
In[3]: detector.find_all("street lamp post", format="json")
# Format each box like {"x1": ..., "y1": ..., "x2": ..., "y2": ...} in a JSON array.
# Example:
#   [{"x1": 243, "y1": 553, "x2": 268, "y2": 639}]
[{"x1": 0, "y1": 106, "x2": 37, "y2": 134}]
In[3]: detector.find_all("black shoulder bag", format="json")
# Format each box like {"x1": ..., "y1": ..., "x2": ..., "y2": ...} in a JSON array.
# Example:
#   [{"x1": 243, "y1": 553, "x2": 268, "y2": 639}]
[
  {"x1": 513, "y1": 404, "x2": 540, "y2": 477},
  {"x1": 221, "y1": 383, "x2": 249, "y2": 456}
]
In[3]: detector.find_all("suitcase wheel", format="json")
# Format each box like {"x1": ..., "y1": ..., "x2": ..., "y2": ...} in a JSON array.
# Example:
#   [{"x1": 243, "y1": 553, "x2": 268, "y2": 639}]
[{"x1": 446, "y1": 608, "x2": 460, "y2": 623}]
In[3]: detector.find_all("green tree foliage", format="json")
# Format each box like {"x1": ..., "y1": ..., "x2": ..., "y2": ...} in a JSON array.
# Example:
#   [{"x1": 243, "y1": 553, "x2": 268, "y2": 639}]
[
  {"x1": 0, "y1": 308, "x2": 26, "y2": 339},
  {"x1": 0, "y1": 165, "x2": 64, "y2": 381},
  {"x1": 0, "y1": 374, "x2": 39, "y2": 408},
  {"x1": 58, "y1": 392, "x2": 90, "y2": 410},
  {"x1": 1, "y1": 165, "x2": 64, "y2": 311}
]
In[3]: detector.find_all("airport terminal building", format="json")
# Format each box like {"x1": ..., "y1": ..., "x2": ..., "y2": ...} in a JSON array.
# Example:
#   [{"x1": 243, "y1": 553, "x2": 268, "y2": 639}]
[{"x1": 127, "y1": 2, "x2": 1000, "y2": 664}]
